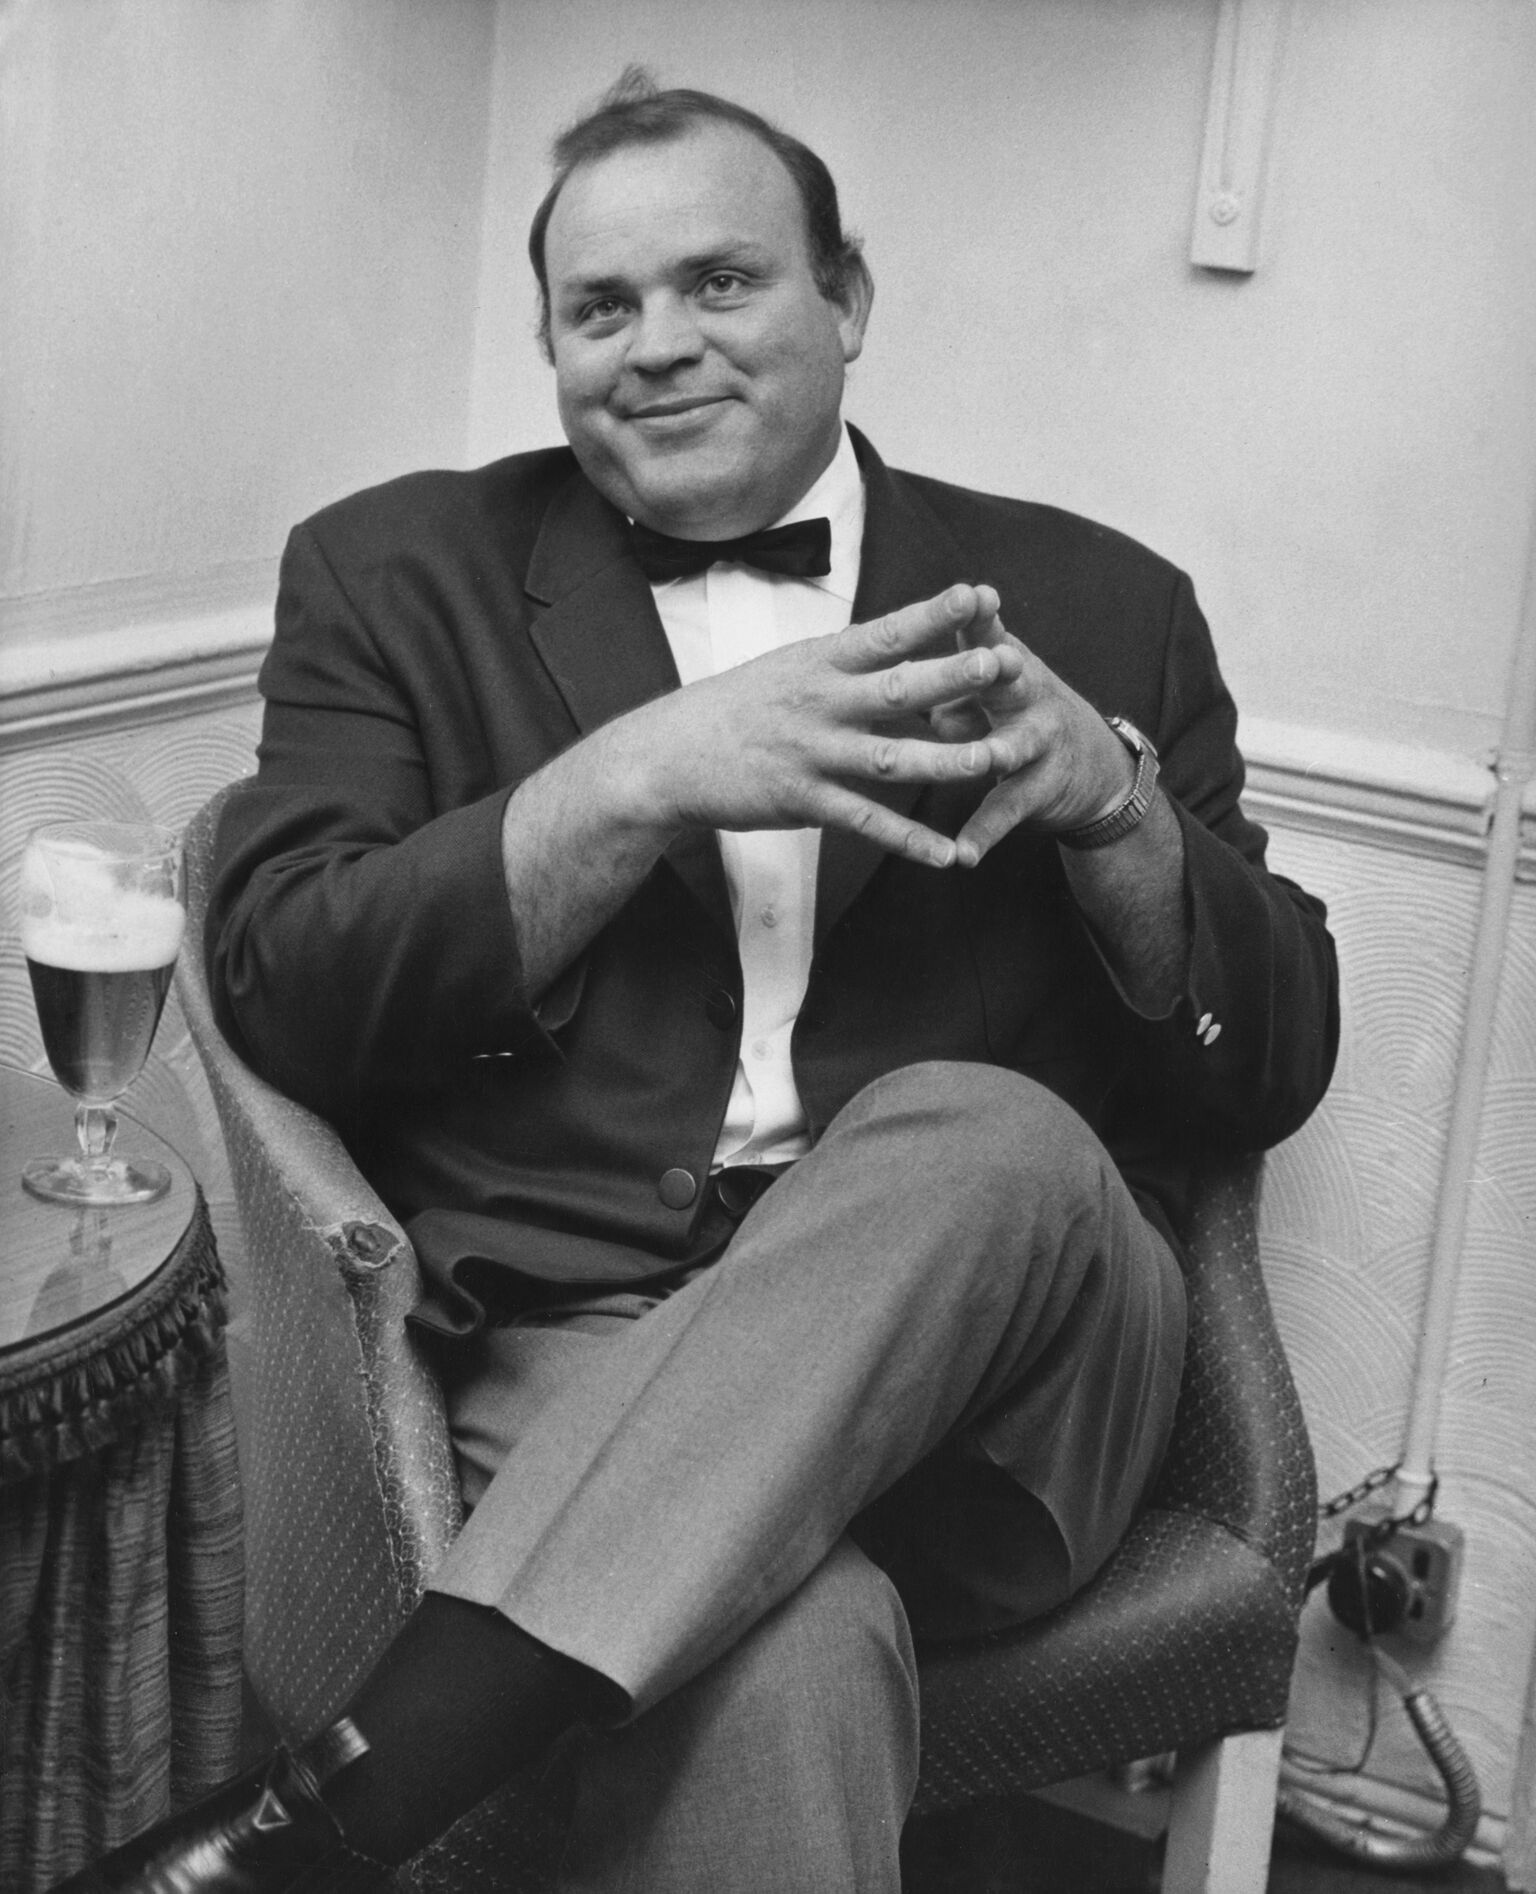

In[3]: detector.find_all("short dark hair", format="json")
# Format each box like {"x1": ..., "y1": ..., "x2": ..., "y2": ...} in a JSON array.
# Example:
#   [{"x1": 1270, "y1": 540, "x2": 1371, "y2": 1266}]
[{"x1": 528, "y1": 67, "x2": 869, "y2": 357}]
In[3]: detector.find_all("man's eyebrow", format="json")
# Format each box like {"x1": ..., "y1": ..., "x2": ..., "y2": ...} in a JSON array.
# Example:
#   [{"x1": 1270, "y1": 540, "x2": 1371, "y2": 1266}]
[
  {"x1": 558, "y1": 271, "x2": 629, "y2": 305},
  {"x1": 676, "y1": 241, "x2": 775, "y2": 275}
]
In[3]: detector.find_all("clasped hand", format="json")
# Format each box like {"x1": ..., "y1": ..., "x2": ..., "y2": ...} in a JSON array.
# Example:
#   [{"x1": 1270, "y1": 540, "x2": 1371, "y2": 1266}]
[{"x1": 623, "y1": 583, "x2": 1134, "y2": 868}]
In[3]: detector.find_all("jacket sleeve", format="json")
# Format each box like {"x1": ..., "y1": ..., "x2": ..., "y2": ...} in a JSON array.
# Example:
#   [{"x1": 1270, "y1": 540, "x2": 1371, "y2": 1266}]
[
  {"x1": 1121, "y1": 570, "x2": 1339, "y2": 1152},
  {"x1": 208, "y1": 522, "x2": 555, "y2": 1122}
]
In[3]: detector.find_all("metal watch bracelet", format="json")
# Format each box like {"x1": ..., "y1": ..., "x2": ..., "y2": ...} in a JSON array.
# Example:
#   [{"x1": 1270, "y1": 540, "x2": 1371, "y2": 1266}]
[{"x1": 1057, "y1": 716, "x2": 1160, "y2": 851}]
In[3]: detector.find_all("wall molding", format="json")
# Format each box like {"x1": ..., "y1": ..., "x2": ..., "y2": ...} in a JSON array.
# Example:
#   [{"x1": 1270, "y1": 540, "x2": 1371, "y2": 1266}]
[
  {"x1": 2, "y1": 596, "x2": 1533, "y2": 879},
  {"x1": 0, "y1": 569, "x2": 273, "y2": 751},
  {"x1": 1239, "y1": 716, "x2": 1536, "y2": 880},
  {"x1": 0, "y1": 561, "x2": 276, "y2": 645}
]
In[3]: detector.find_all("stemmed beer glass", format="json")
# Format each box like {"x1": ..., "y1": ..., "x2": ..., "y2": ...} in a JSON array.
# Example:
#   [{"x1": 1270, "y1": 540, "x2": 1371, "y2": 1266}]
[{"x1": 18, "y1": 821, "x2": 185, "y2": 1205}]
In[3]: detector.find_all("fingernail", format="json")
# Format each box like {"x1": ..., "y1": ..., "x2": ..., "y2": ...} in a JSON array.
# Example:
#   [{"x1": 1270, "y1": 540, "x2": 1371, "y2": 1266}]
[
  {"x1": 957, "y1": 840, "x2": 980, "y2": 869},
  {"x1": 961, "y1": 743, "x2": 985, "y2": 773},
  {"x1": 963, "y1": 652, "x2": 990, "y2": 682},
  {"x1": 930, "y1": 839, "x2": 957, "y2": 868}
]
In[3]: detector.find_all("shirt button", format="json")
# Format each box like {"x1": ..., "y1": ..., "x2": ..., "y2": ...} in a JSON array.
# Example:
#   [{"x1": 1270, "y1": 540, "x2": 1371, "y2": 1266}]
[
  {"x1": 1196, "y1": 1012, "x2": 1213, "y2": 1036},
  {"x1": 751, "y1": 1039, "x2": 771, "y2": 1060},
  {"x1": 658, "y1": 1167, "x2": 697, "y2": 1209},
  {"x1": 759, "y1": 905, "x2": 779, "y2": 929},
  {"x1": 1203, "y1": 1022, "x2": 1223, "y2": 1046}
]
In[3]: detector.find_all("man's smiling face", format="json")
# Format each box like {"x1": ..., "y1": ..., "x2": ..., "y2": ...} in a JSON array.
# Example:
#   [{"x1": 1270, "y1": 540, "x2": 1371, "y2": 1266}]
[{"x1": 543, "y1": 121, "x2": 870, "y2": 539}]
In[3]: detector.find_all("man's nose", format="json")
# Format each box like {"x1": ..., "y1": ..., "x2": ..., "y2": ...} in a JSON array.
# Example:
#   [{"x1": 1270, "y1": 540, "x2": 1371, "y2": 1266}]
[{"x1": 626, "y1": 294, "x2": 705, "y2": 373}]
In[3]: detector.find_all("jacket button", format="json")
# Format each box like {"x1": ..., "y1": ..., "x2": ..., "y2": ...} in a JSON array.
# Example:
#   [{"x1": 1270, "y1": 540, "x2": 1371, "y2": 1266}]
[
  {"x1": 658, "y1": 1167, "x2": 698, "y2": 1209},
  {"x1": 705, "y1": 987, "x2": 737, "y2": 1030}
]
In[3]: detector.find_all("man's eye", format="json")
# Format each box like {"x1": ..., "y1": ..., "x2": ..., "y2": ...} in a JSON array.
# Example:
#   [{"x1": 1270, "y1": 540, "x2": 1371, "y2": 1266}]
[
  {"x1": 701, "y1": 273, "x2": 747, "y2": 297},
  {"x1": 579, "y1": 298, "x2": 625, "y2": 326}
]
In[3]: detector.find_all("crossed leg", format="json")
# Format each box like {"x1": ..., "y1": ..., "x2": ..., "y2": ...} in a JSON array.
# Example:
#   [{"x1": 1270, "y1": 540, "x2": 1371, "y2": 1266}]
[
  {"x1": 437, "y1": 1062, "x2": 1186, "y2": 1889},
  {"x1": 556, "y1": 1538, "x2": 917, "y2": 1894}
]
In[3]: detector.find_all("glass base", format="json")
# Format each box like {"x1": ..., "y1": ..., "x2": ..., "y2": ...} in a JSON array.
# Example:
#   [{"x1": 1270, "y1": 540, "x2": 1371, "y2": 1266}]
[{"x1": 22, "y1": 1155, "x2": 172, "y2": 1207}]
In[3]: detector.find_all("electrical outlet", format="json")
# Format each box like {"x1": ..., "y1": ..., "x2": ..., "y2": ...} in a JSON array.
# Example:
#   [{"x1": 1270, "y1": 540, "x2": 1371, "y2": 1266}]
[{"x1": 1328, "y1": 1506, "x2": 1463, "y2": 1646}]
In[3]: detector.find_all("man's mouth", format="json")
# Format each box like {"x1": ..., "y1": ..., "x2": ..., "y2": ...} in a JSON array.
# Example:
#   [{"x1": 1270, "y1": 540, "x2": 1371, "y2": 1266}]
[{"x1": 625, "y1": 396, "x2": 731, "y2": 421}]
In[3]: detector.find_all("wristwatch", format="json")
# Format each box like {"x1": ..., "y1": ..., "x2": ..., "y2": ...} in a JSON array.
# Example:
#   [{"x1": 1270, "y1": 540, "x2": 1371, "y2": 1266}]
[{"x1": 1057, "y1": 716, "x2": 1160, "y2": 851}]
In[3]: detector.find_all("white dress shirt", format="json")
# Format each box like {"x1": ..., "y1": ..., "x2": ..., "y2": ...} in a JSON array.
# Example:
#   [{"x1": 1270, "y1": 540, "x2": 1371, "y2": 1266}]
[{"x1": 650, "y1": 426, "x2": 865, "y2": 1170}]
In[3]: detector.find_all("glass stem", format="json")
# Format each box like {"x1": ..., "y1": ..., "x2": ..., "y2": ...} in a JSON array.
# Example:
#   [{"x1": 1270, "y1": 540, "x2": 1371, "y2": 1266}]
[{"x1": 75, "y1": 1103, "x2": 118, "y2": 1175}]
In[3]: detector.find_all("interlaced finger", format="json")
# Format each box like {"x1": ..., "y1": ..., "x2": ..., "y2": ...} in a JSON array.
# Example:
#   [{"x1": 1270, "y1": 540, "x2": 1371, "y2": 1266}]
[
  {"x1": 840, "y1": 643, "x2": 1023, "y2": 721},
  {"x1": 956, "y1": 776, "x2": 1043, "y2": 862},
  {"x1": 833, "y1": 586, "x2": 984, "y2": 674},
  {"x1": 805, "y1": 781, "x2": 961, "y2": 870},
  {"x1": 828, "y1": 728, "x2": 1001, "y2": 784},
  {"x1": 978, "y1": 716, "x2": 1050, "y2": 779}
]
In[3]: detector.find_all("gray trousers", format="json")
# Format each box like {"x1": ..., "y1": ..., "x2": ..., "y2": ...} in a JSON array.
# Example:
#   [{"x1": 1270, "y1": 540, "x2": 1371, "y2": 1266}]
[{"x1": 435, "y1": 1063, "x2": 1186, "y2": 1892}]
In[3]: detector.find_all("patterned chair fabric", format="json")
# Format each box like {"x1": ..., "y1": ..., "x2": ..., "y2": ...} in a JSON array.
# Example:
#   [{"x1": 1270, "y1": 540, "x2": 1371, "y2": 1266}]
[{"x1": 178, "y1": 783, "x2": 1316, "y2": 1888}]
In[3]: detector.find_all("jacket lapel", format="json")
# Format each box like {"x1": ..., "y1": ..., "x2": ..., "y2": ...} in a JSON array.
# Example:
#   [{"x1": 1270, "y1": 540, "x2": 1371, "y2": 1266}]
[
  {"x1": 524, "y1": 471, "x2": 735, "y2": 940},
  {"x1": 815, "y1": 429, "x2": 969, "y2": 945}
]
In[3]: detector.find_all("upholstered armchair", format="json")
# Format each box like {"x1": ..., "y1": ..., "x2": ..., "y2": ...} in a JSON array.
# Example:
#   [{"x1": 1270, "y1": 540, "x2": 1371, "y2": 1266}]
[{"x1": 178, "y1": 783, "x2": 1315, "y2": 1893}]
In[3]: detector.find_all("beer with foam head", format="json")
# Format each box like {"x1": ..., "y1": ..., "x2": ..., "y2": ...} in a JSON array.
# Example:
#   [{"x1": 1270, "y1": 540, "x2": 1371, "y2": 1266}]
[
  {"x1": 23, "y1": 895, "x2": 184, "y2": 1103},
  {"x1": 19, "y1": 827, "x2": 185, "y2": 1103}
]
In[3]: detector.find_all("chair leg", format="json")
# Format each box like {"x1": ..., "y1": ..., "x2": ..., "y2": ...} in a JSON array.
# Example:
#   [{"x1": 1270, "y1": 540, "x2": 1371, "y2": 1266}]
[{"x1": 1160, "y1": 1727, "x2": 1284, "y2": 1894}]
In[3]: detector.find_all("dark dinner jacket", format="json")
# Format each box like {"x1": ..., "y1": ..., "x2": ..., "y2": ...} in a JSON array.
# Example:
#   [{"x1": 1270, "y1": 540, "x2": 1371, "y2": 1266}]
[{"x1": 209, "y1": 429, "x2": 1338, "y2": 1336}]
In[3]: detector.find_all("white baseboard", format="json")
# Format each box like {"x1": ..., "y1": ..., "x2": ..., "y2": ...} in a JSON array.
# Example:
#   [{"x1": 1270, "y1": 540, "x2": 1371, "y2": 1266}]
[
  {"x1": 1037, "y1": 1762, "x2": 1507, "y2": 1876},
  {"x1": 1278, "y1": 1764, "x2": 1507, "y2": 1875}
]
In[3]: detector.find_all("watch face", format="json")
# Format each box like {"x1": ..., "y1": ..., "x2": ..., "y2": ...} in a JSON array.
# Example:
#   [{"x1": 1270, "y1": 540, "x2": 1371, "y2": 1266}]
[{"x1": 1107, "y1": 716, "x2": 1156, "y2": 761}]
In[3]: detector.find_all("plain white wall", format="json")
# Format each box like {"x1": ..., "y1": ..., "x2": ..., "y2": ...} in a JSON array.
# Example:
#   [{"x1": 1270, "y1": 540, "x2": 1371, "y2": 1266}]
[
  {"x1": 1, "y1": 0, "x2": 497, "y2": 614},
  {"x1": 469, "y1": 0, "x2": 1536, "y2": 762}
]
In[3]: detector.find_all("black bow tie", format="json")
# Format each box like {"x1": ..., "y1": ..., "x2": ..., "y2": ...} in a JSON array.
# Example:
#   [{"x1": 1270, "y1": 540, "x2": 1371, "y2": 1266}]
[{"x1": 629, "y1": 516, "x2": 832, "y2": 584}]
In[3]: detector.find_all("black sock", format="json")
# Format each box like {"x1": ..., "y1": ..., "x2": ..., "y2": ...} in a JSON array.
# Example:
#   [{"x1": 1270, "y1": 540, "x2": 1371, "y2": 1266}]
[{"x1": 309, "y1": 1591, "x2": 617, "y2": 1866}]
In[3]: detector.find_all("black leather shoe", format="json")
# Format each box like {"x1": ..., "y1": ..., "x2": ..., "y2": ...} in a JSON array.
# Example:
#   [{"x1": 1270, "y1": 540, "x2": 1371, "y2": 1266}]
[{"x1": 51, "y1": 1722, "x2": 389, "y2": 1893}]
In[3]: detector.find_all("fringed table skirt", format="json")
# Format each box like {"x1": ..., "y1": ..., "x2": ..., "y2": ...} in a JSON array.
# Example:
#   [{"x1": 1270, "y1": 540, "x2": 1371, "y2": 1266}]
[{"x1": 0, "y1": 1182, "x2": 244, "y2": 1892}]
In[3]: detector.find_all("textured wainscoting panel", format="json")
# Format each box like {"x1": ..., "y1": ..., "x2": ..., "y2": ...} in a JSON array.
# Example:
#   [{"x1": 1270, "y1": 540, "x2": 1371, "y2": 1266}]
[
  {"x1": 0, "y1": 706, "x2": 262, "y2": 1344},
  {"x1": 1259, "y1": 824, "x2": 1536, "y2": 1838}
]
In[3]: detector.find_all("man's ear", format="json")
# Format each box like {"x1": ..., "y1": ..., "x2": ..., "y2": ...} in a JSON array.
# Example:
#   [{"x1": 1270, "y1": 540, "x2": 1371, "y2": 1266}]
[{"x1": 835, "y1": 259, "x2": 874, "y2": 365}]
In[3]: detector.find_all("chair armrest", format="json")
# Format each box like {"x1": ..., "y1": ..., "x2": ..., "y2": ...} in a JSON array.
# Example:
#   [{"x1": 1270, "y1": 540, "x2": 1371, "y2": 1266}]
[
  {"x1": 914, "y1": 1156, "x2": 1317, "y2": 1813},
  {"x1": 1149, "y1": 1155, "x2": 1317, "y2": 1605},
  {"x1": 178, "y1": 786, "x2": 464, "y2": 1741}
]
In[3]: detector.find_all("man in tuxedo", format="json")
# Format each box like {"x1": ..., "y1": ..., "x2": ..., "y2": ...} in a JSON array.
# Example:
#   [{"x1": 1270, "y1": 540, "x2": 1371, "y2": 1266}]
[{"x1": 65, "y1": 73, "x2": 1337, "y2": 1894}]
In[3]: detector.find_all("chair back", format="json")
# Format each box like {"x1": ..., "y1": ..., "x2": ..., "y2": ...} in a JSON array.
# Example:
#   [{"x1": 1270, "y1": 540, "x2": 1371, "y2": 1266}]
[
  {"x1": 1153, "y1": 1156, "x2": 1316, "y2": 1594},
  {"x1": 178, "y1": 784, "x2": 463, "y2": 1741}
]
